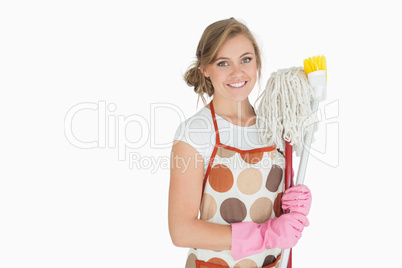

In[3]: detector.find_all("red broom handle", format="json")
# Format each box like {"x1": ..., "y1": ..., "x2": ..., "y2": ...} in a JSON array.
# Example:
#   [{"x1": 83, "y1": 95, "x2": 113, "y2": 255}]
[
  {"x1": 284, "y1": 141, "x2": 293, "y2": 268},
  {"x1": 285, "y1": 141, "x2": 293, "y2": 190}
]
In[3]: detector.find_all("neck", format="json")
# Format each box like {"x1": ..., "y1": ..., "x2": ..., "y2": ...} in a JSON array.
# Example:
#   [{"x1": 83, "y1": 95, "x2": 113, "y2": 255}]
[{"x1": 211, "y1": 97, "x2": 256, "y2": 127}]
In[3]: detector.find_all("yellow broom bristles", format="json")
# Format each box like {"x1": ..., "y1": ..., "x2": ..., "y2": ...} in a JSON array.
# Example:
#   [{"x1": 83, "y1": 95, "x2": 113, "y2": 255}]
[{"x1": 304, "y1": 55, "x2": 327, "y2": 82}]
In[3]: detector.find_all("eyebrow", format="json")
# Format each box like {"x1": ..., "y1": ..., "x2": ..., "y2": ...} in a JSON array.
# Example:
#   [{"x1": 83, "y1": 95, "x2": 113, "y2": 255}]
[{"x1": 215, "y1": 52, "x2": 254, "y2": 61}]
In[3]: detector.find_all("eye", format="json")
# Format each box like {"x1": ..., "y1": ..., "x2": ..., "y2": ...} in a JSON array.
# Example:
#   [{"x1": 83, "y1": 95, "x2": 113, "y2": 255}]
[
  {"x1": 242, "y1": 57, "x2": 252, "y2": 64},
  {"x1": 217, "y1": 61, "x2": 228, "y2": 67}
]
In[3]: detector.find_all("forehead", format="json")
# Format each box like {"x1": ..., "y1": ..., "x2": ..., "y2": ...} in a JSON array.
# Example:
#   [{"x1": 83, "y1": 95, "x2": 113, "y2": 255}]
[{"x1": 216, "y1": 34, "x2": 255, "y2": 58}]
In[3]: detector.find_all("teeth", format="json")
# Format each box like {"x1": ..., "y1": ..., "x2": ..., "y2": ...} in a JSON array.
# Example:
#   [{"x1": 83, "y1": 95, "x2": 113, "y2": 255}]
[{"x1": 229, "y1": 81, "x2": 246, "y2": 88}]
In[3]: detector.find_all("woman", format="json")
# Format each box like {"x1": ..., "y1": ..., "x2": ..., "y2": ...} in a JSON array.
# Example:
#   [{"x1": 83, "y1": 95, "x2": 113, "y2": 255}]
[{"x1": 169, "y1": 18, "x2": 312, "y2": 268}]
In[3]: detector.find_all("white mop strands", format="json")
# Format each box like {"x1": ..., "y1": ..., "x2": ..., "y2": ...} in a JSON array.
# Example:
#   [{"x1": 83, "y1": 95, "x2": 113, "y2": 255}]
[{"x1": 256, "y1": 67, "x2": 317, "y2": 156}]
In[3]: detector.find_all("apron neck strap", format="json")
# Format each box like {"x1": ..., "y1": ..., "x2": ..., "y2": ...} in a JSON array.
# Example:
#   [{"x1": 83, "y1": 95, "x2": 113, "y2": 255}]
[{"x1": 209, "y1": 100, "x2": 221, "y2": 145}]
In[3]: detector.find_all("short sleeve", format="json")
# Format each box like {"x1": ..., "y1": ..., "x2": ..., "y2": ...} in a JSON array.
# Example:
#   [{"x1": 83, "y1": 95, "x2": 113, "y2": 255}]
[{"x1": 172, "y1": 108, "x2": 215, "y2": 174}]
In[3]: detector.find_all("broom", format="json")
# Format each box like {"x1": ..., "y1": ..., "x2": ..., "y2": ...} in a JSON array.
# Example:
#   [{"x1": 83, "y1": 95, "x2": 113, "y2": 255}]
[{"x1": 256, "y1": 56, "x2": 327, "y2": 268}]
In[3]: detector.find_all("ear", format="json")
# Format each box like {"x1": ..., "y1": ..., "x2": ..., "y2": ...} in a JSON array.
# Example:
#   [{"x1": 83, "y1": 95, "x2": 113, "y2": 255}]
[{"x1": 200, "y1": 65, "x2": 210, "y2": 78}]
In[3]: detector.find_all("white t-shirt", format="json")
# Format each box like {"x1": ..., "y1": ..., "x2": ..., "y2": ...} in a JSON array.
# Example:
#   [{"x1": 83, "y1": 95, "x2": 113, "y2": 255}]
[{"x1": 173, "y1": 106, "x2": 271, "y2": 176}]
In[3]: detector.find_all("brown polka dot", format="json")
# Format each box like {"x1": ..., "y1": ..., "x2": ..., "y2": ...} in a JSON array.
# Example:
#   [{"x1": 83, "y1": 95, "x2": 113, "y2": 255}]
[
  {"x1": 240, "y1": 151, "x2": 264, "y2": 164},
  {"x1": 209, "y1": 164, "x2": 234, "y2": 193},
  {"x1": 208, "y1": 257, "x2": 229, "y2": 267},
  {"x1": 263, "y1": 255, "x2": 277, "y2": 266},
  {"x1": 237, "y1": 168, "x2": 263, "y2": 195},
  {"x1": 250, "y1": 197, "x2": 272, "y2": 224},
  {"x1": 266, "y1": 165, "x2": 283, "y2": 192},
  {"x1": 273, "y1": 192, "x2": 284, "y2": 217},
  {"x1": 220, "y1": 198, "x2": 247, "y2": 223},
  {"x1": 217, "y1": 147, "x2": 236, "y2": 158},
  {"x1": 200, "y1": 193, "x2": 217, "y2": 221},
  {"x1": 185, "y1": 253, "x2": 197, "y2": 268},
  {"x1": 268, "y1": 150, "x2": 276, "y2": 160},
  {"x1": 234, "y1": 259, "x2": 258, "y2": 268}
]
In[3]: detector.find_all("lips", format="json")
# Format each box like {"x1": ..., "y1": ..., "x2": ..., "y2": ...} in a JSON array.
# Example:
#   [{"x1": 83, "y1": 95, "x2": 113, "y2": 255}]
[{"x1": 227, "y1": 81, "x2": 247, "y2": 88}]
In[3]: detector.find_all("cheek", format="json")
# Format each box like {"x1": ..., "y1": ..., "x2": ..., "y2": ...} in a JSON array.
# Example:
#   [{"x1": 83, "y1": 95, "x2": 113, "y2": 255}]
[
  {"x1": 247, "y1": 63, "x2": 258, "y2": 77},
  {"x1": 210, "y1": 70, "x2": 229, "y2": 85},
  {"x1": 246, "y1": 64, "x2": 258, "y2": 88}
]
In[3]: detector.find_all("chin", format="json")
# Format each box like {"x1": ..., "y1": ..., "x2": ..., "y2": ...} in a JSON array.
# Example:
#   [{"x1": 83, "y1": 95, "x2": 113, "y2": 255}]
[
  {"x1": 229, "y1": 89, "x2": 253, "y2": 101},
  {"x1": 227, "y1": 92, "x2": 252, "y2": 102}
]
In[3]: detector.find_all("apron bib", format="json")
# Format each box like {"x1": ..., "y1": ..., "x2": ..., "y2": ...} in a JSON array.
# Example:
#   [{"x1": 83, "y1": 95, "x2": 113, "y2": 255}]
[{"x1": 185, "y1": 101, "x2": 286, "y2": 268}]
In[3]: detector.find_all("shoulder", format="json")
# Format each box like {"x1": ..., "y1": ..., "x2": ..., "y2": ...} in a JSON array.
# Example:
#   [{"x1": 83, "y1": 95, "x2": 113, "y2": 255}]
[{"x1": 173, "y1": 107, "x2": 215, "y2": 153}]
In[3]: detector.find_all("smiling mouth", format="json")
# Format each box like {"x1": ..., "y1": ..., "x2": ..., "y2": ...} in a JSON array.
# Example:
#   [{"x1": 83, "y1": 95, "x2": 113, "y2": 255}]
[{"x1": 227, "y1": 81, "x2": 247, "y2": 88}]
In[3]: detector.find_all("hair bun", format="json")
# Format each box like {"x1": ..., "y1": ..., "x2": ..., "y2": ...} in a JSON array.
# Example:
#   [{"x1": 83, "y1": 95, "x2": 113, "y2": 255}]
[{"x1": 184, "y1": 65, "x2": 200, "y2": 88}]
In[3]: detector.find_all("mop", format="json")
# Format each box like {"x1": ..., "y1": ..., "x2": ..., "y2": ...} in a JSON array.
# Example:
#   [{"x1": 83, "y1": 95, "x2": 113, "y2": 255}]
[{"x1": 256, "y1": 56, "x2": 327, "y2": 268}]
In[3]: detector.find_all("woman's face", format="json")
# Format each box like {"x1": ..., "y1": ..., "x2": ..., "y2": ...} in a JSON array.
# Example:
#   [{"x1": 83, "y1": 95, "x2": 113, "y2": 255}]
[{"x1": 202, "y1": 34, "x2": 258, "y2": 103}]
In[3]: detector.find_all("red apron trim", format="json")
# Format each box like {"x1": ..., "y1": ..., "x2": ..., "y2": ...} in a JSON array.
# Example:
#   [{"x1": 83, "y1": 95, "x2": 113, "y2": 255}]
[
  {"x1": 218, "y1": 143, "x2": 276, "y2": 154},
  {"x1": 196, "y1": 260, "x2": 229, "y2": 268}
]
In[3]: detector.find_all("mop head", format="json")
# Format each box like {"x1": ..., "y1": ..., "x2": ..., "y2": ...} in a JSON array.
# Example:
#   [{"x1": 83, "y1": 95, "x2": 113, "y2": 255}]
[{"x1": 256, "y1": 67, "x2": 318, "y2": 155}]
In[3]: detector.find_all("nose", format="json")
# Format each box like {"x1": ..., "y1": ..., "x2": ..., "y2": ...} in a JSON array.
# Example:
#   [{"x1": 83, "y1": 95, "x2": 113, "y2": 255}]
[{"x1": 231, "y1": 63, "x2": 244, "y2": 78}]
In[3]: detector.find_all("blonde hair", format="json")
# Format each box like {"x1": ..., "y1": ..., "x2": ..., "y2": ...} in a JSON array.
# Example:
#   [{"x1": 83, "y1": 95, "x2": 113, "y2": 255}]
[{"x1": 184, "y1": 18, "x2": 262, "y2": 105}]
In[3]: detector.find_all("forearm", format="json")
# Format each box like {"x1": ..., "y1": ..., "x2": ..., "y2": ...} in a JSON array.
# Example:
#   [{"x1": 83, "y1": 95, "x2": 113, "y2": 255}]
[{"x1": 170, "y1": 218, "x2": 232, "y2": 251}]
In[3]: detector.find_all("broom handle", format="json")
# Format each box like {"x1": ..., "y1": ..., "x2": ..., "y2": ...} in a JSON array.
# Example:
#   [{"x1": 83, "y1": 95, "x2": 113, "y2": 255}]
[
  {"x1": 295, "y1": 100, "x2": 319, "y2": 185},
  {"x1": 279, "y1": 100, "x2": 319, "y2": 268}
]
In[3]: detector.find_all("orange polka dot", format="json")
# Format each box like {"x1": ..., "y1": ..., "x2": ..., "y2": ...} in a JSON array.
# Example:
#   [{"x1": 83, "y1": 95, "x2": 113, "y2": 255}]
[
  {"x1": 273, "y1": 192, "x2": 284, "y2": 217},
  {"x1": 237, "y1": 168, "x2": 263, "y2": 195},
  {"x1": 200, "y1": 193, "x2": 217, "y2": 221},
  {"x1": 208, "y1": 164, "x2": 234, "y2": 193},
  {"x1": 208, "y1": 257, "x2": 229, "y2": 267},
  {"x1": 240, "y1": 151, "x2": 264, "y2": 164},
  {"x1": 217, "y1": 147, "x2": 236, "y2": 158},
  {"x1": 250, "y1": 197, "x2": 273, "y2": 224},
  {"x1": 234, "y1": 259, "x2": 258, "y2": 268}
]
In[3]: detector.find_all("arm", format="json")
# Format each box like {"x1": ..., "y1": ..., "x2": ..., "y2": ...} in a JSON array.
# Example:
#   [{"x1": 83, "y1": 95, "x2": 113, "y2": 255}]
[{"x1": 168, "y1": 140, "x2": 232, "y2": 251}]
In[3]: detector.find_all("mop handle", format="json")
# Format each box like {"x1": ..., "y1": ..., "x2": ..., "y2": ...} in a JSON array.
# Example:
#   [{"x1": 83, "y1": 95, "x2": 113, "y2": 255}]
[
  {"x1": 279, "y1": 141, "x2": 293, "y2": 268},
  {"x1": 279, "y1": 100, "x2": 319, "y2": 268}
]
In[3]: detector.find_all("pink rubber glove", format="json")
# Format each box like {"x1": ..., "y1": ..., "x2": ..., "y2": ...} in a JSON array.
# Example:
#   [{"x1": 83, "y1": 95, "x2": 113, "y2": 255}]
[
  {"x1": 281, "y1": 184, "x2": 312, "y2": 216},
  {"x1": 231, "y1": 212, "x2": 309, "y2": 260}
]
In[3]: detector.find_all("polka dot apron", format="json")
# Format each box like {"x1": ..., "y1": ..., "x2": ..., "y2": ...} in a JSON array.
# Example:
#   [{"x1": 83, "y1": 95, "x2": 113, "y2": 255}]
[{"x1": 185, "y1": 101, "x2": 286, "y2": 268}]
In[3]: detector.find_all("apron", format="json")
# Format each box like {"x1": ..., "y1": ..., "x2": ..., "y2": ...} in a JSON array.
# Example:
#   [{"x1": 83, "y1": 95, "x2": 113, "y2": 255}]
[{"x1": 185, "y1": 101, "x2": 286, "y2": 268}]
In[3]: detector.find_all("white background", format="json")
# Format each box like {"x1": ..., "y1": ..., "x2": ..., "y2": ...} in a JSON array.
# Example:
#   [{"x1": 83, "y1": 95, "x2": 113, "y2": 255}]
[{"x1": 1, "y1": 0, "x2": 401, "y2": 267}]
